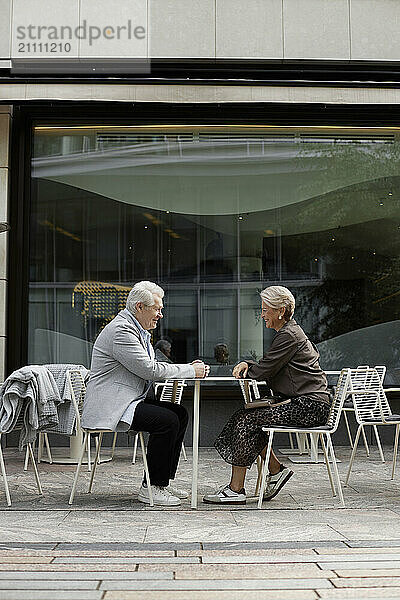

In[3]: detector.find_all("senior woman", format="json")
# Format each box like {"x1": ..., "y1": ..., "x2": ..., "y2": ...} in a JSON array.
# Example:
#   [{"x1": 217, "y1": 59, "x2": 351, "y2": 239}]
[{"x1": 203, "y1": 285, "x2": 331, "y2": 505}]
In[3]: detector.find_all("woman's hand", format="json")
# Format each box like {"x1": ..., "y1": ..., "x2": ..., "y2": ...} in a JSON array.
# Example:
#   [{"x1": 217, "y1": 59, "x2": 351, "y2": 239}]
[{"x1": 232, "y1": 361, "x2": 249, "y2": 379}]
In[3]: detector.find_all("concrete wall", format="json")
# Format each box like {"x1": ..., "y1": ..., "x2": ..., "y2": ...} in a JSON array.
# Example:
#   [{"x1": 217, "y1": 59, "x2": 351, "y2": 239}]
[
  {"x1": 0, "y1": 106, "x2": 10, "y2": 383},
  {"x1": 0, "y1": 0, "x2": 399, "y2": 64}
]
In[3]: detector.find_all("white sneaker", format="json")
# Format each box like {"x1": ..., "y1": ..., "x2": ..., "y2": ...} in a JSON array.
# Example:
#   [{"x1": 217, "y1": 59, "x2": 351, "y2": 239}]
[
  {"x1": 137, "y1": 484, "x2": 181, "y2": 506},
  {"x1": 263, "y1": 466, "x2": 294, "y2": 501},
  {"x1": 203, "y1": 484, "x2": 246, "y2": 505},
  {"x1": 166, "y1": 484, "x2": 189, "y2": 499}
]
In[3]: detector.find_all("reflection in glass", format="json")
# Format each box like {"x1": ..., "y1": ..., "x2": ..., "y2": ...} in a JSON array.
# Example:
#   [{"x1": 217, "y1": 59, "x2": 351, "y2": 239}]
[{"x1": 30, "y1": 129, "x2": 400, "y2": 383}]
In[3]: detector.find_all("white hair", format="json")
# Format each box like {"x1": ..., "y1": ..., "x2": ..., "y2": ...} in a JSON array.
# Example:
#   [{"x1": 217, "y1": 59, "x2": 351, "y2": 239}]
[
  {"x1": 126, "y1": 281, "x2": 164, "y2": 315},
  {"x1": 260, "y1": 285, "x2": 295, "y2": 320}
]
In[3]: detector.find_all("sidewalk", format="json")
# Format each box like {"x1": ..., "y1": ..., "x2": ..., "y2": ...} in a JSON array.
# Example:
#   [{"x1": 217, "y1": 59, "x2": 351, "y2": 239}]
[{"x1": 0, "y1": 446, "x2": 399, "y2": 598}]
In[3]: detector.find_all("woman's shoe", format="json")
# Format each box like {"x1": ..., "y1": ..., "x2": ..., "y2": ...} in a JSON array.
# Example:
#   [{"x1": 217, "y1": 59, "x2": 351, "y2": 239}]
[
  {"x1": 203, "y1": 484, "x2": 246, "y2": 505},
  {"x1": 263, "y1": 466, "x2": 294, "y2": 501}
]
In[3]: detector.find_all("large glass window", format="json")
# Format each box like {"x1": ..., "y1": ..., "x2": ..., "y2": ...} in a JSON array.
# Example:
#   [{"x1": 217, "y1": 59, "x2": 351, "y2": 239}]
[{"x1": 30, "y1": 126, "x2": 400, "y2": 382}]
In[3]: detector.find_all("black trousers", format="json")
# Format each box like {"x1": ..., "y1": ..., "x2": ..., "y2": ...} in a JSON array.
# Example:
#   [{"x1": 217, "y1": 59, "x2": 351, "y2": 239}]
[{"x1": 130, "y1": 396, "x2": 189, "y2": 487}]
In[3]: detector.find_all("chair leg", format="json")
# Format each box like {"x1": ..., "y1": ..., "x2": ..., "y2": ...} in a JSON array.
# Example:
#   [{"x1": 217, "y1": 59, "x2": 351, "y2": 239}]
[
  {"x1": 0, "y1": 435, "x2": 11, "y2": 506},
  {"x1": 69, "y1": 431, "x2": 88, "y2": 505},
  {"x1": 345, "y1": 425, "x2": 362, "y2": 486},
  {"x1": 181, "y1": 443, "x2": 188, "y2": 461},
  {"x1": 392, "y1": 424, "x2": 400, "y2": 480},
  {"x1": 288, "y1": 433, "x2": 295, "y2": 450},
  {"x1": 326, "y1": 433, "x2": 344, "y2": 507},
  {"x1": 257, "y1": 431, "x2": 274, "y2": 509},
  {"x1": 94, "y1": 437, "x2": 101, "y2": 464},
  {"x1": 373, "y1": 425, "x2": 385, "y2": 463},
  {"x1": 38, "y1": 433, "x2": 44, "y2": 463},
  {"x1": 132, "y1": 434, "x2": 139, "y2": 464},
  {"x1": 139, "y1": 432, "x2": 153, "y2": 507},
  {"x1": 44, "y1": 433, "x2": 53, "y2": 464},
  {"x1": 88, "y1": 433, "x2": 103, "y2": 493},
  {"x1": 87, "y1": 433, "x2": 92, "y2": 472},
  {"x1": 319, "y1": 433, "x2": 336, "y2": 497},
  {"x1": 255, "y1": 455, "x2": 264, "y2": 496},
  {"x1": 361, "y1": 426, "x2": 370, "y2": 457},
  {"x1": 111, "y1": 432, "x2": 118, "y2": 459},
  {"x1": 343, "y1": 411, "x2": 354, "y2": 448},
  {"x1": 24, "y1": 445, "x2": 30, "y2": 471},
  {"x1": 28, "y1": 443, "x2": 43, "y2": 495}
]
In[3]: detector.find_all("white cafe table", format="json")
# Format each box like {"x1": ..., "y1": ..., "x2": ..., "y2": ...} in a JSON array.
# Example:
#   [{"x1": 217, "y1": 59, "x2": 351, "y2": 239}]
[{"x1": 168, "y1": 376, "x2": 242, "y2": 509}]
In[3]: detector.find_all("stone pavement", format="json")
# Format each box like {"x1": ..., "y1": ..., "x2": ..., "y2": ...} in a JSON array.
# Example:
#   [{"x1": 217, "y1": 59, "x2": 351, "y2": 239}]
[{"x1": 0, "y1": 445, "x2": 399, "y2": 598}]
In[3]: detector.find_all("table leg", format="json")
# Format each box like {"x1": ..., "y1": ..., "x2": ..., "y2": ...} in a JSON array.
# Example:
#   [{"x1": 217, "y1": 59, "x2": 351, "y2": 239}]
[{"x1": 191, "y1": 380, "x2": 200, "y2": 509}]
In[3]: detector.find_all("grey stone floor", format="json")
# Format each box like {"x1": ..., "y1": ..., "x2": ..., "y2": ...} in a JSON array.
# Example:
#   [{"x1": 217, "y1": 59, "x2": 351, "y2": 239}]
[{"x1": 0, "y1": 445, "x2": 400, "y2": 598}]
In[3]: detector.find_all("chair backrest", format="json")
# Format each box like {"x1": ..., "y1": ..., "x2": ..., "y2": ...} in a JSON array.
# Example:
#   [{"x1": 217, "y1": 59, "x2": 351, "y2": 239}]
[
  {"x1": 66, "y1": 370, "x2": 87, "y2": 429},
  {"x1": 348, "y1": 366, "x2": 391, "y2": 423},
  {"x1": 375, "y1": 365, "x2": 386, "y2": 384},
  {"x1": 325, "y1": 368, "x2": 350, "y2": 431},
  {"x1": 159, "y1": 380, "x2": 186, "y2": 404}
]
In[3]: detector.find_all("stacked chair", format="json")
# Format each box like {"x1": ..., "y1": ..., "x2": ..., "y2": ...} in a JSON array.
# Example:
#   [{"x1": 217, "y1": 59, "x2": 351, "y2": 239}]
[{"x1": 345, "y1": 366, "x2": 400, "y2": 486}]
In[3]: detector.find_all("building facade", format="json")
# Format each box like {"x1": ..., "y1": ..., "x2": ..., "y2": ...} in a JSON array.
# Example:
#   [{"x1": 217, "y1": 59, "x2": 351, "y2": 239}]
[{"x1": 0, "y1": 0, "x2": 399, "y2": 442}]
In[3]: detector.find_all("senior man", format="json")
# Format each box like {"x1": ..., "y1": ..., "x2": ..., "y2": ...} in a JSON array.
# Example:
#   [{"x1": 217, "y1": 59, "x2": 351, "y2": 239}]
[{"x1": 82, "y1": 281, "x2": 208, "y2": 506}]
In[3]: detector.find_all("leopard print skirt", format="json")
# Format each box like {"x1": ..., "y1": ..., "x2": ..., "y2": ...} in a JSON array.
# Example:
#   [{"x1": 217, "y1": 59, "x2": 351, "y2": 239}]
[{"x1": 214, "y1": 396, "x2": 330, "y2": 467}]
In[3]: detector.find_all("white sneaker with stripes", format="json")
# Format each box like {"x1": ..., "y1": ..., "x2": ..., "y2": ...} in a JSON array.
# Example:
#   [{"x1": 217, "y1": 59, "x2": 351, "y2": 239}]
[{"x1": 203, "y1": 484, "x2": 246, "y2": 505}]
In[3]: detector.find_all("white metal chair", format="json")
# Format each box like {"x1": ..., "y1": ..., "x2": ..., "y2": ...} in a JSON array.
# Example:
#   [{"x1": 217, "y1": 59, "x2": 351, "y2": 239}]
[
  {"x1": 0, "y1": 404, "x2": 43, "y2": 506},
  {"x1": 256, "y1": 368, "x2": 351, "y2": 509},
  {"x1": 36, "y1": 369, "x2": 97, "y2": 471},
  {"x1": 341, "y1": 365, "x2": 386, "y2": 460},
  {"x1": 131, "y1": 380, "x2": 188, "y2": 464},
  {"x1": 68, "y1": 370, "x2": 153, "y2": 506},
  {"x1": 345, "y1": 367, "x2": 400, "y2": 486}
]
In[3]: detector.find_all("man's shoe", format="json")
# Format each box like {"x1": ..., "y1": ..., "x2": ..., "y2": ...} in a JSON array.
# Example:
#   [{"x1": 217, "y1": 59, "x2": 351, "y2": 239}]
[
  {"x1": 203, "y1": 485, "x2": 246, "y2": 505},
  {"x1": 166, "y1": 484, "x2": 189, "y2": 499},
  {"x1": 263, "y1": 466, "x2": 294, "y2": 501},
  {"x1": 137, "y1": 484, "x2": 181, "y2": 506}
]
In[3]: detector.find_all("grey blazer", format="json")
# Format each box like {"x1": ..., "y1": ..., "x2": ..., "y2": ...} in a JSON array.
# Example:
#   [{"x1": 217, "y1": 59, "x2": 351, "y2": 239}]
[{"x1": 81, "y1": 309, "x2": 195, "y2": 431}]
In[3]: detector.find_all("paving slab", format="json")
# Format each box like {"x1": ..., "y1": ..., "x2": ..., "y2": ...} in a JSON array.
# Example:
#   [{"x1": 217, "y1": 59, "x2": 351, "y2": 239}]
[
  {"x1": 332, "y1": 577, "x2": 400, "y2": 587},
  {"x1": 178, "y1": 549, "x2": 318, "y2": 556},
  {"x1": 103, "y1": 591, "x2": 318, "y2": 599},
  {"x1": 0, "y1": 557, "x2": 52, "y2": 563},
  {"x1": 202, "y1": 542, "x2": 346, "y2": 549},
  {"x1": 53, "y1": 556, "x2": 199, "y2": 564},
  {"x1": 172, "y1": 565, "x2": 335, "y2": 579},
  {"x1": 0, "y1": 564, "x2": 143, "y2": 572},
  {"x1": 100, "y1": 578, "x2": 333, "y2": 590},
  {"x1": 347, "y1": 540, "x2": 400, "y2": 547},
  {"x1": 0, "y1": 580, "x2": 98, "y2": 590},
  {"x1": 335, "y1": 569, "x2": 400, "y2": 577},
  {"x1": 144, "y1": 524, "x2": 344, "y2": 543},
  {"x1": 56, "y1": 542, "x2": 201, "y2": 550},
  {"x1": 0, "y1": 571, "x2": 173, "y2": 580},
  {"x1": 317, "y1": 589, "x2": 400, "y2": 598},
  {"x1": 315, "y1": 547, "x2": 400, "y2": 554},
  {"x1": 321, "y1": 561, "x2": 400, "y2": 570},
  {"x1": 0, "y1": 592, "x2": 103, "y2": 600}
]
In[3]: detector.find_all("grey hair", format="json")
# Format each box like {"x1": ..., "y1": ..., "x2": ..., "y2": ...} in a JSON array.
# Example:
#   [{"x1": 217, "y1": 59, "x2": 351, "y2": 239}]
[
  {"x1": 126, "y1": 281, "x2": 164, "y2": 315},
  {"x1": 260, "y1": 285, "x2": 295, "y2": 321}
]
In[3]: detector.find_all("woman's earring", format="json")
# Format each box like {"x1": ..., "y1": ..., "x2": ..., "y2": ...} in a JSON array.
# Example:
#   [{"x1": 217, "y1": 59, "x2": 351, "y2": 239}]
[{"x1": 278, "y1": 315, "x2": 282, "y2": 320}]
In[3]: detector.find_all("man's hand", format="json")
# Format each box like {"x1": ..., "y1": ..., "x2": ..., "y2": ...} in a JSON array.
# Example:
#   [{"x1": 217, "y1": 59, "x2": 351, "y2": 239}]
[
  {"x1": 232, "y1": 361, "x2": 249, "y2": 379},
  {"x1": 191, "y1": 360, "x2": 210, "y2": 378}
]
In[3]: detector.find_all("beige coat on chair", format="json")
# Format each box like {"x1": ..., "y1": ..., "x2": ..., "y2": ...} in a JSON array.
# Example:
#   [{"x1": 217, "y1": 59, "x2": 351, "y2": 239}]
[{"x1": 81, "y1": 309, "x2": 195, "y2": 431}]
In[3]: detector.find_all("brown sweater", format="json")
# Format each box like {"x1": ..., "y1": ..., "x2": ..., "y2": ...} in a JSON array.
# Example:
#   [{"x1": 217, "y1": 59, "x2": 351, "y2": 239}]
[{"x1": 246, "y1": 319, "x2": 330, "y2": 403}]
